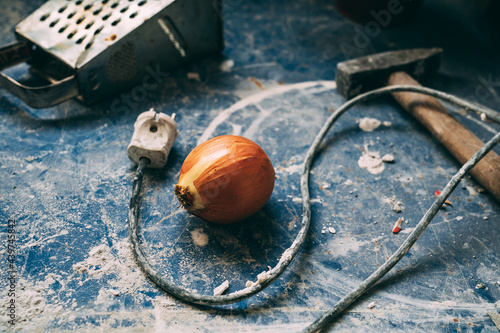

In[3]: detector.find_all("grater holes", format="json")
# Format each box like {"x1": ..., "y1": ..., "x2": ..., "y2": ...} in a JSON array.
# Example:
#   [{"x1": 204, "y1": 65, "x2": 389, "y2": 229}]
[
  {"x1": 111, "y1": 2, "x2": 119, "y2": 8},
  {"x1": 49, "y1": 18, "x2": 60, "y2": 27},
  {"x1": 94, "y1": 25, "x2": 104, "y2": 35},
  {"x1": 40, "y1": 13, "x2": 50, "y2": 21},
  {"x1": 67, "y1": 30, "x2": 77, "y2": 39},
  {"x1": 106, "y1": 42, "x2": 137, "y2": 82},
  {"x1": 67, "y1": 11, "x2": 76, "y2": 19},
  {"x1": 85, "y1": 21, "x2": 95, "y2": 29},
  {"x1": 93, "y1": 8, "x2": 102, "y2": 15},
  {"x1": 102, "y1": 0, "x2": 109, "y2": 4},
  {"x1": 85, "y1": 41, "x2": 93, "y2": 49},
  {"x1": 120, "y1": 6, "x2": 129, "y2": 13},
  {"x1": 76, "y1": 0, "x2": 83, "y2": 4},
  {"x1": 59, "y1": 24, "x2": 68, "y2": 33},
  {"x1": 84, "y1": 3, "x2": 93, "y2": 10},
  {"x1": 76, "y1": 16, "x2": 86, "y2": 24},
  {"x1": 129, "y1": 12, "x2": 138, "y2": 19},
  {"x1": 58, "y1": 5, "x2": 67, "y2": 13},
  {"x1": 76, "y1": 35, "x2": 87, "y2": 44},
  {"x1": 102, "y1": 13, "x2": 111, "y2": 20},
  {"x1": 138, "y1": 0, "x2": 147, "y2": 6},
  {"x1": 111, "y1": 18, "x2": 121, "y2": 26}
]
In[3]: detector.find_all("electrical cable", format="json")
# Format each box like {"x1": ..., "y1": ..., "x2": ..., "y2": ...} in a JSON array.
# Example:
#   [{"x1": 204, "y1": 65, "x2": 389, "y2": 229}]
[
  {"x1": 128, "y1": 84, "x2": 500, "y2": 329},
  {"x1": 299, "y1": 85, "x2": 500, "y2": 332}
]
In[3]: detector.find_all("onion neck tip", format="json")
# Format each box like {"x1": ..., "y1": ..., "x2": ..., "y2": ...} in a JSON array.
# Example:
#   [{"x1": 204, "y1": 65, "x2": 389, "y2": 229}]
[{"x1": 175, "y1": 184, "x2": 194, "y2": 208}]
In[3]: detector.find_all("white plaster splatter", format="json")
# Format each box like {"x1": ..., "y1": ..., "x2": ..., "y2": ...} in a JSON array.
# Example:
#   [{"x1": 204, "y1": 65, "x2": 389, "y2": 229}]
[
  {"x1": 190, "y1": 228, "x2": 209, "y2": 247},
  {"x1": 381, "y1": 154, "x2": 395, "y2": 163},
  {"x1": 281, "y1": 164, "x2": 302, "y2": 174},
  {"x1": 220, "y1": 59, "x2": 235, "y2": 72},
  {"x1": 343, "y1": 179, "x2": 353, "y2": 186},
  {"x1": 359, "y1": 117, "x2": 381, "y2": 132},
  {"x1": 198, "y1": 80, "x2": 337, "y2": 144},
  {"x1": 384, "y1": 196, "x2": 404, "y2": 213},
  {"x1": 257, "y1": 271, "x2": 271, "y2": 284},
  {"x1": 213, "y1": 280, "x2": 230, "y2": 296},
  {"x1": 466, "y1": 186, "x2": 479, "y2": 197},
  {"x1": 358, "y1": 151, "x2": 385, "y2": 174}
]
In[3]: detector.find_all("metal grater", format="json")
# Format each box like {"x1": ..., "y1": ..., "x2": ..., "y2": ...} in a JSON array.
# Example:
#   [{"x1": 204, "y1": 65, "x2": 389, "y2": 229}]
[{"x1": 0, "y1": 0, "x2": 223, "y2": 108}]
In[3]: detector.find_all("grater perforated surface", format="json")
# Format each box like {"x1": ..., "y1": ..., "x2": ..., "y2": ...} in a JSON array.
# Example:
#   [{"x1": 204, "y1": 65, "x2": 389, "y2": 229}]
[{"x1": 16, "y1": 0, "x2": 175, "y2": 68}]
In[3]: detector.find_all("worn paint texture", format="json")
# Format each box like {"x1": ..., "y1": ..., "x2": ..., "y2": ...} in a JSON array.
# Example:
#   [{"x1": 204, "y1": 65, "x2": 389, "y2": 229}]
[{"x1": 1, "y1": 0, "x2": 500, "y2": 332}]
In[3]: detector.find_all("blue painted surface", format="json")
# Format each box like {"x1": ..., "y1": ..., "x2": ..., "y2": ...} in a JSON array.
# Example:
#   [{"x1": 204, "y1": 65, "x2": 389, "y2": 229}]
[{"x1": 1, "y1": 0, "x2": 499, "y2": 332}]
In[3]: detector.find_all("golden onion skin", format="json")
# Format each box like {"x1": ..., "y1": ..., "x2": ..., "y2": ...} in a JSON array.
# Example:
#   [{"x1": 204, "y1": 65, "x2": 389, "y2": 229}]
[{"x1": 175, "y1": 135, "x2": 275, "y2": 224}]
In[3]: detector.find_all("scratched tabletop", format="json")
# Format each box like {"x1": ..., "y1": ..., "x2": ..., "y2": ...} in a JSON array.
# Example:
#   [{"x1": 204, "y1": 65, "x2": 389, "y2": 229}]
[{"x1": 1, "y1": 0, "x2": 500, "y2": 332}]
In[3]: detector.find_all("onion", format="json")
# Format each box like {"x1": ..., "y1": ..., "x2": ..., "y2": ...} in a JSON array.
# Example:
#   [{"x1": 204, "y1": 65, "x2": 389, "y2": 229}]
[{"x1": 175, "y1": 135, "x2": 275, "y2": 224}]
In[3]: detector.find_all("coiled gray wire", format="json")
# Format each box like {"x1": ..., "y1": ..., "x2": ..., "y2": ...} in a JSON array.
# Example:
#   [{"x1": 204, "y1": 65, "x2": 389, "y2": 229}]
[{"x1": 128, "y1": 84, "x2": 500, "y2": 331}]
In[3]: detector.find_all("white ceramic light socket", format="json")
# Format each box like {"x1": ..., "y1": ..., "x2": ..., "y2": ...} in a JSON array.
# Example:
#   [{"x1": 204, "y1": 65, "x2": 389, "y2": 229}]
[{"x1": 127, "y1": 109, "x2": 179, "y2": 168}]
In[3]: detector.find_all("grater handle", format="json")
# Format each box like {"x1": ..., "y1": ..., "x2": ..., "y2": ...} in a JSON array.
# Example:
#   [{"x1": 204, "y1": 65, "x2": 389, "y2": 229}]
[{"x1": 0, "y1": 42, "x2": 79, "y2": 108}]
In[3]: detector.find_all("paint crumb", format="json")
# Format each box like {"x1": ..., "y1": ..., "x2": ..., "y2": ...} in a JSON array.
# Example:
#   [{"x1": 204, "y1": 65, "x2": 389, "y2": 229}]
[
  {"x1": 359, "y1": 117, "x2": 381, "y2": 132},
  {"x1": 187, "y1": 72, "x2": 201, "y2": 82},
  {"x1": 434, "y1": 190, "x2": 452, "y2": 205},
  {"x1": 383, "y1": 121, "x2": 392, "y2": 126},
  {"x1": 475, "y1": 282, "x2": 486, "y2": 289},
  {"x1": 358, "y1": 150, "x2": 385, "y2": 174},
  {"x1": 250, "y1": 77, "x2": 265, "y2": 90},
  {"x1": 466, "y1": 186, "x2": 478, "y2": 197},
  {"x1": 392, "y1": 218, "x2": 404, "y2": 234},
  {"x1": 343, "y1": 179, "x2": 353, "y2": 186},
  {"x1": 328, "y1": 227, "x2": 336, "y2": 234},
  {"x1": 385, "y1": 196, "x2": 404, "y2": 213},
  {"x1": 367, "y1": 301, "x2": 376, "y2": 309},
  {"x1": 214, "y1": 280, "x2": 230, "y2": 296},
  {"x1": 483, "y1": 216, "x2": 488, "y2": 220},
  {"x1": 480, "y1": 113, "x2": 487, "y2": 121},
  {"x1": 321, "y1": 230, "x2": 326, "y2": 234},
  {"x1": 245, "y1": 281, "x2": 254, "y2": 288},
  {"x1": 381, "y1": 154, "x2": 395, "y2": 163},
  {"x1": 220, "y1": 59, "x2": 234, "y2": 72}
]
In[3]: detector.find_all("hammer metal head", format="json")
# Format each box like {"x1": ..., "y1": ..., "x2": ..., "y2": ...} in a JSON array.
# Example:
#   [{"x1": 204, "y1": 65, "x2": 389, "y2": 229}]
[{"x1": 336, "y1": 48, "x2": 443, "y2": 99}]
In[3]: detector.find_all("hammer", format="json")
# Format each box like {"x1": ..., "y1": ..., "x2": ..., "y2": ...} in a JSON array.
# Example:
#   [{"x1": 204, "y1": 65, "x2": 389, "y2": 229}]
[{"x1": 336, "y1": 48, "x2": 500, "y2": 202}]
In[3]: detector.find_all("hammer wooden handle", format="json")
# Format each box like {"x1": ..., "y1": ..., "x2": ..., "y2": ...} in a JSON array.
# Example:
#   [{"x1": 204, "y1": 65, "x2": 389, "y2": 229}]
[{"x1": 388, "y1": 71, "x2": 500, "y2": 202}]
